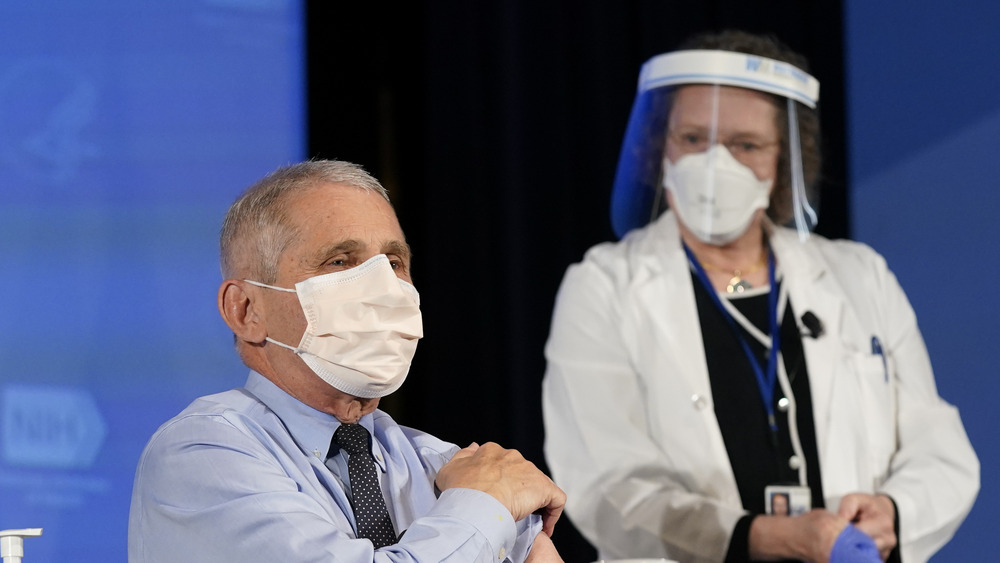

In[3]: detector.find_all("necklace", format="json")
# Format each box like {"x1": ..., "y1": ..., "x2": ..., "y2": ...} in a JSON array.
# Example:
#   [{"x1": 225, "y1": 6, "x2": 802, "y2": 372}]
[{"x1": 699, "y1": 250, "x2": 768, "y2": 294}]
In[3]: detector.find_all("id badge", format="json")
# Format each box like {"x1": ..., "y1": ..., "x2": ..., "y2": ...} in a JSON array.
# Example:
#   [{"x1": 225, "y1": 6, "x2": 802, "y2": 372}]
[{"x1": 764, "y1": 485, "x2": 811, "y2": 516}]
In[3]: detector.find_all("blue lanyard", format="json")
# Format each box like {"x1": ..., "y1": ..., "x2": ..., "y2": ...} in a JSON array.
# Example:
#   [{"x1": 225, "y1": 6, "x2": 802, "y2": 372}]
[{"x1": 683, "y1": 242, "x2": 782, "y2": 433}]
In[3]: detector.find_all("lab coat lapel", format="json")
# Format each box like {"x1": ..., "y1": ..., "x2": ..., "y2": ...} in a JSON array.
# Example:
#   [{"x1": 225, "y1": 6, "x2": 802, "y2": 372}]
[
  {"x1": 772, "y1": 231, "x2": 845, "y2": 476},
  {"x1": 630, "y1": 216, "x2": 740, "y2": 500},
  {"x1": 633, "y1": 217, "x2": 714, "y2": 405}
]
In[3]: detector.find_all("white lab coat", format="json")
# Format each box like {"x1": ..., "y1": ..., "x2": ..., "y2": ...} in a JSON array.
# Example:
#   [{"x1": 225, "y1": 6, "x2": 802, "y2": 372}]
[{"x1": 542, "y1": 212, "x2": 978, "y2": 563}]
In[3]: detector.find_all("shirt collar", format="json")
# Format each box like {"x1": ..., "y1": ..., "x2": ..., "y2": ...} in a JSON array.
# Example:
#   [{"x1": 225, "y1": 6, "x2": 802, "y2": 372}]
[{"x1": 244, "y1": 371, "x2": 385, "y2": 470}]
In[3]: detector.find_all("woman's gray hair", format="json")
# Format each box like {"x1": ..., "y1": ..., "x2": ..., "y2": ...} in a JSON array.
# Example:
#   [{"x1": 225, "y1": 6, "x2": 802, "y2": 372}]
[{"x1": 219, "y1": 160, "x2": 390, "y2": 282}]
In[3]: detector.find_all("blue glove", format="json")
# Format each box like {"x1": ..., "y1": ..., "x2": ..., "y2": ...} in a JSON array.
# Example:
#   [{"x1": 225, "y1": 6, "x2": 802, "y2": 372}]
[{"x1": 829, "y1": 524, "x2": 881, "y2": 563}]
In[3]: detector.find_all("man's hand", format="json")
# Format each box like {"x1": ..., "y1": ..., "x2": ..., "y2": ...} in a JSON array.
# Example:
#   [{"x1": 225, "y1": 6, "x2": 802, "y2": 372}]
[
  {"x1": 435, "y1": 442, "x2": 566, "y2": 536},
  {"x1": 838, "y1": 493, "x2": 897, "y2": 560}
]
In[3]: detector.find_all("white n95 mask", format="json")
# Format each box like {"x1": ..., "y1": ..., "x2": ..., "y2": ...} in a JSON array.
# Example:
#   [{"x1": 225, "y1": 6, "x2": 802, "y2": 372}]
[
  {"x1": 664, "y1": 144, "x2": 773, "y2": 245},
  {"x1": 245, "y1": 253, "x2": 423, "y2": 399}
]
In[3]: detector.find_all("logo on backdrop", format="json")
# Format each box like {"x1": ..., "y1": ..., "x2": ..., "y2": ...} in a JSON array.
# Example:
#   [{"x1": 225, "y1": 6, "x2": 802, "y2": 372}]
[{"x1": 1, "y1": 385, "x2": 107, "y2": 469}]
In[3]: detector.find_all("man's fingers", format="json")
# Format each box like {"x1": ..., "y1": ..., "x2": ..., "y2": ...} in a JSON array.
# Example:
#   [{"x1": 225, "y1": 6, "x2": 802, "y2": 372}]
[
  {"x1": 537, "y1": 481, "x2": 566, "y2": 537},
  {"x1": 450, "y1": 443, "x2": 480, "y2": 460},
  {"x1": 539, "y1": 503, "x2": 564, "y2": 537}
]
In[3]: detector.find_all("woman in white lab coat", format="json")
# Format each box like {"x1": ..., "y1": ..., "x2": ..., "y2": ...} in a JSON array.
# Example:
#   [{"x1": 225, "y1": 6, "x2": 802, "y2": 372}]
[{"x1": 542, "y1": 31, "x2": 978, "y2": 563}]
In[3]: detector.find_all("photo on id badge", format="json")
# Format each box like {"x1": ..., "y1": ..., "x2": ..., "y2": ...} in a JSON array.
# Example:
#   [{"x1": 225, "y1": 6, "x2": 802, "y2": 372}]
[{"x1": 765, "y1": 485, "x2": 810, "y2": 516}]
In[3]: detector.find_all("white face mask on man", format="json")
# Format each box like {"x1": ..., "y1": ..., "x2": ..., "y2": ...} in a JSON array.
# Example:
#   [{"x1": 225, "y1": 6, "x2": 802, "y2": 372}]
[
  {"x1": 663, "y1": 144, "x2": 773, "y2": 245},
  {"x1": 245, "y1": 253, "x2": 423, "y2": 399}
]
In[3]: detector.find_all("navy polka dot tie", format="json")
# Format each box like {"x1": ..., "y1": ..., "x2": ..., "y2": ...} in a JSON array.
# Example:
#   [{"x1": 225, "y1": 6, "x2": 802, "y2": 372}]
[{"x1": 332, "y1": 423, "x2": 396, "y2": 549}]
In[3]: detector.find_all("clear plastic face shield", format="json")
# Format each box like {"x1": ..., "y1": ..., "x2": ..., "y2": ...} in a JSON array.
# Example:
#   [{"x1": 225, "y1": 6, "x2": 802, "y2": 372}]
[{"x1": 609, "y1": 50, "x2": 820, "y2": 243}]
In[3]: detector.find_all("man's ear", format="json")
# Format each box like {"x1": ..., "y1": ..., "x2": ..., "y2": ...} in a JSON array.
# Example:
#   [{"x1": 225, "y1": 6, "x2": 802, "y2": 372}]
[{"x1": 218, "y1": 280, "x2": 267, "y2": 344}]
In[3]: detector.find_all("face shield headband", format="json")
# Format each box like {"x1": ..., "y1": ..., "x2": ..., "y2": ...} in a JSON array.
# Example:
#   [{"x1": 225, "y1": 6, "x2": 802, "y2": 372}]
[{"x1": 609, "y1": 49, "x2": 820, "y2": 241}]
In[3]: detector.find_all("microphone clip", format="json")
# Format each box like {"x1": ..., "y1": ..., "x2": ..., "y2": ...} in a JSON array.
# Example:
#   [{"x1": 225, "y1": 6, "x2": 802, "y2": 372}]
[{"x1": 801, "y1": 311, "x2": 824, "y2": 339}]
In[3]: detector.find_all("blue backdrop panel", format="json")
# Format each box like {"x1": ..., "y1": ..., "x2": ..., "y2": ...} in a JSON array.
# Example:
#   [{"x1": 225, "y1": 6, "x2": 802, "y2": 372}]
[
  {"x1": 845, "y1": 1, "x2": 999, "y2": 560},
  {"x1": 0, "y1": 1, "x2": 304, "y2": 561}
]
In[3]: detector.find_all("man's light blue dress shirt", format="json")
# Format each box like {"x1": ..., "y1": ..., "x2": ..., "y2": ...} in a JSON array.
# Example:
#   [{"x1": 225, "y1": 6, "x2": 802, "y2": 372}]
[{"x1": 128, "y1": 371, "x2": 541, "y2": 562}]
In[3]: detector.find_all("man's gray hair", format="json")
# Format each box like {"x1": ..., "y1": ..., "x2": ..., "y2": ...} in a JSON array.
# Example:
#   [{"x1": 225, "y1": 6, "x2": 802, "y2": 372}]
[{"x1": 219, "y1": 160, "x2": 390, "y2": 282}]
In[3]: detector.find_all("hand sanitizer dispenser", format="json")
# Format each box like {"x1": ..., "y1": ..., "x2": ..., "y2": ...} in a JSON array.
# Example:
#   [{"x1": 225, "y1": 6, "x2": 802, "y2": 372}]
[{"x1": 0, "y1": 529, "x2": 42, "y2": 563}]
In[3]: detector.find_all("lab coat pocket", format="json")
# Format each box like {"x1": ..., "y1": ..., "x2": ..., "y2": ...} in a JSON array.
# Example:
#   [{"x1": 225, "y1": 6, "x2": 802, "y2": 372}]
[{"x1": 851, "y1": 352, "x2": 897, "y2": 488}]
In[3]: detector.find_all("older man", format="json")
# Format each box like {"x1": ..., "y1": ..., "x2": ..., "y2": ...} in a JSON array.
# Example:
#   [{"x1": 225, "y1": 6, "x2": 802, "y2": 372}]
[{"x1": 128, "y1": 160, "x2": 564, "y2": 562}]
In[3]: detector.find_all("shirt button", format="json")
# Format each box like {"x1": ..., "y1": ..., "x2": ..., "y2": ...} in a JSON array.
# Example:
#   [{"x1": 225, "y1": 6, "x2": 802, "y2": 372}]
[
  {"x1": 498, "y1": 546, "x2": 506, "y2": 559},
  {"x1": 789, "y1": 455, "x2": 802, "y2": 470},
  {"x1": 777, "y1": 397, "x2": 790, "y2": 412},
  {"x1": 691, "y1": 394, "x2": 708, "y2": 410}
]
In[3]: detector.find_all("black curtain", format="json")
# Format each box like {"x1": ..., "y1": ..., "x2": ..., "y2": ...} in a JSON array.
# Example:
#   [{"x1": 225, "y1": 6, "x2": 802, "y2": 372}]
[{"x1": 308, "y1": 2, "x2": 846, "y2": 559}]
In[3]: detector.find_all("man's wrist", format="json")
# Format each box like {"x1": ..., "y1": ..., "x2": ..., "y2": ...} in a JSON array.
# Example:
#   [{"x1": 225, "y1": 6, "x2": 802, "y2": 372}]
[{"x1": 429, "y1": 488, "x2": 518, "y2": 560}]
